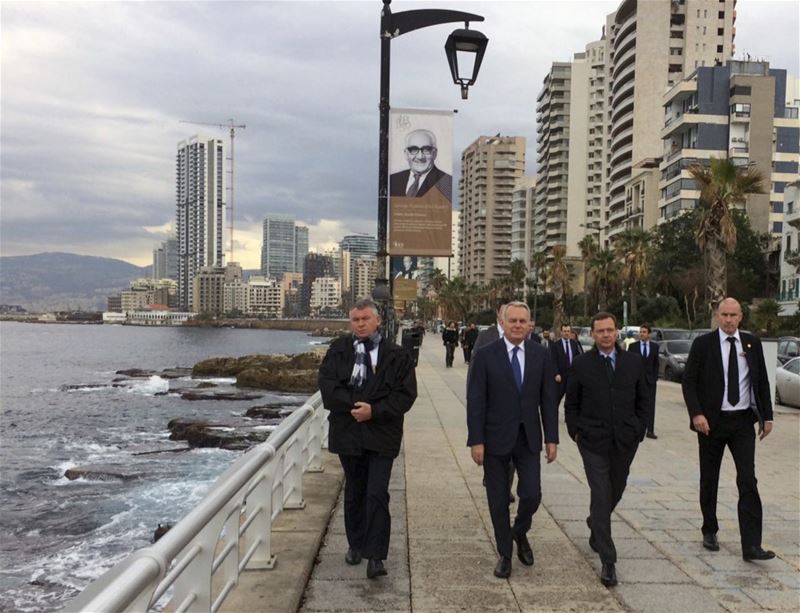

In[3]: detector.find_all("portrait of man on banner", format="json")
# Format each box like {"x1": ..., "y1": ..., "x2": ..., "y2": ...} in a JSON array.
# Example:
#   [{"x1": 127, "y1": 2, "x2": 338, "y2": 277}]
[
  {"x1": 392, "y1": 255, "x2": 419, "y2": 280},
  {"x1": 388, "y1": 108, "x2": 453, "y2": 257}
]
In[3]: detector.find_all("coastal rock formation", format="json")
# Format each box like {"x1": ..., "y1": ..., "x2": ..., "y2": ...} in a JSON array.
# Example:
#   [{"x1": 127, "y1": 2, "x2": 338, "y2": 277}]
[
  {"x1": 64, "y1": 464, "x2": 142, "y2": 481},
  {"x1": 192, "y1": 350, "x2": 325, "y2": 393},
  {"x1": 115, "y1": 367, "x2": 192, "y2": 379},
  {"x1": 179, "y1": 389, "x2": 263, "y2": 401},
  {"x1": 166, "y1": 417, "x2": 279, "y2": 450}
]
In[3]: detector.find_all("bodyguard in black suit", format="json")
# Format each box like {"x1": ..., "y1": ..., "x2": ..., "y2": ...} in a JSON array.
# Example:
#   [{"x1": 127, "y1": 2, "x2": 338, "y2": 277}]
[
  {"x1": 565, "y1": 312, "x2": 648, "y2": 587},
  {"x1": 628, "y1": 324, "x2": 660, "y2": 439},
  {"x1": 319, "y1": 299, "x2": 417, "y2": 579},
  {"x1": 551, "y1": 323, "x2": 582, "y2": 402},
  {"x1": 467, "y1": 301, "x2": 559, "y2": 579},
  {"x1": 681, "y1": 298, "x2": 775, "y2": 561}
]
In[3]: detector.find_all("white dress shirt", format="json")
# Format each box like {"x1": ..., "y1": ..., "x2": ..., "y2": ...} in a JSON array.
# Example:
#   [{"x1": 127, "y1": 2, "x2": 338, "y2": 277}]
[
  {"x1": 503, "y1": 337, "x2": 525, "y2": 385},
  {"x1": 719, "y1": 328, "x2": 752, "y2": 412}
]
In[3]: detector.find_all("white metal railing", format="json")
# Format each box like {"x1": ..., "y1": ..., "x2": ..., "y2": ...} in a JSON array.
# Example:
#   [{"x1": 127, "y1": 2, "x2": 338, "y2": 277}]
[{"x1": 68, "y1": 391, "x2": 329, "y2": 613}]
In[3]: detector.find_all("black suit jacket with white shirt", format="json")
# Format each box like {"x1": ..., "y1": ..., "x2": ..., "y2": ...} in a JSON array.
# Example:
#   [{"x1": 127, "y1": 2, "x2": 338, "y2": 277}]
[
  {"x1": 681, "y1": 330, "x2": 773, "y2": 432},
  {"x1": 629, "y1": 340, "x2": 660, "y2": 386},
  {"x1": 466, "y1": 338, "x2": 559, "y2": 455}
]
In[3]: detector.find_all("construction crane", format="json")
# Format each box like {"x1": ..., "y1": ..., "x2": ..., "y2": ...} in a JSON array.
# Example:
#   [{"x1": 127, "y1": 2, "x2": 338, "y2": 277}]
[{"x1": 179, "y1": 118, "x2": 246, "y2": 264}]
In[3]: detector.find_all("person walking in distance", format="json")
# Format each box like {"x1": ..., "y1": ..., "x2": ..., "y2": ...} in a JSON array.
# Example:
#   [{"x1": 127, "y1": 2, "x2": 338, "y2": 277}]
[
  {"x1": 565, "y1": 312, "x2": 649, "y2": 587},
  {"x1": 318, "y1": 299, "x2": 417, "y2": 579},
  {"x1": 442, "y1": 321, "x2": 459, "y2": 368},
  {"x1": 629, "y1": 324, "x2": 660, "y2": 439},
  {"x1": 681, "y1": 297, "x2": 775, "y2": 561},
  {"x1": 467, "y1": 301, "x2": 559, "y2": 579},
  {"x1": 462, "y1": 322, "x2": 479, "y2": 364},
  {"x1": 551, "y1": 323, "x2": 582, "y2": 404}
]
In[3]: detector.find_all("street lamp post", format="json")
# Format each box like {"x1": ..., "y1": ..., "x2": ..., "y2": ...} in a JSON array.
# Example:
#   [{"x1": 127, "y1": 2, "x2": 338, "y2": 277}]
[{"x1": 372, "y1": 0, "x2": 488, "y2": 344}]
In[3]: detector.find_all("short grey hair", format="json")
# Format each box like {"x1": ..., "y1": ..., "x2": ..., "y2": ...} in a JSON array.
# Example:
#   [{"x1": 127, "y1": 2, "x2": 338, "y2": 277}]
[
  {"x1": 503, "y1": 301, "x2": 530, "y2": 320},
  {"x1": 351, "y1": 299, "x2": 380, "y2": 317},
  {"x1": 406, "y1": 128, "x2": 437, "y2": 148}
]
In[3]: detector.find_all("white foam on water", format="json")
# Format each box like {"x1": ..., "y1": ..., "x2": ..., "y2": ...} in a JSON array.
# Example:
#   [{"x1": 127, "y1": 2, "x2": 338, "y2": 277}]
[
  {"x1": 124, "y1": 376, "x2": 170, "y2": 396},
  {"x1": 252, "y1": 425, "x2": 278, "y2": 432},
  {"x1": 177, "y1": 376, "x2": 237, "y2": 385},
  {"x1": 64, "y1": 385, "x2": 108, "y2": 393}
]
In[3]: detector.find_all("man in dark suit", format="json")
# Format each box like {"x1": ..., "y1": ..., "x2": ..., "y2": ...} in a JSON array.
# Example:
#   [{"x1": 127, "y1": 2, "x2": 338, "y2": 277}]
[
  {"x1": 565, "y1": 311, "x2": 648, "y2": 587},
  {"x1": 318, "y1": 299, "x2": 417, "y2": 579},
  {"x1": 467, "y1": 301, "x2": 559, "y2": 579},
  {"x1": 551, "y1": 323, "x2": 582, "y2": 402},
  {"x1": 629, "y1": 324, "x2": 660, "y2": 439},
  {"x1": 389, "y1": 129, "x2": 453, "y2": 201},
  {"x1": 681, "y1": 297, "x2": 775, "y2": 561}
]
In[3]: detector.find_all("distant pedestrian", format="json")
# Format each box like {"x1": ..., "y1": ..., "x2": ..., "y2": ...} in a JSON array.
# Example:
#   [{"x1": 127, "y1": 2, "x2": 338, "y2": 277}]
[
  {"x1": 629, "y1": 324, "x2": 659, "y2": 439},
  {"x1": 551, "y1": 323, "x2": 582, "y2": 404},
  {"x1": 462, "y1": 322, "x2": 479, "y2": 364},
  {"x1": 540, "y1": 328, "x2": 552, "y2": 349},
  {"x1": 442, "y1": 321, "x2": 459, "y2": 368},
  {"x1": 318, "y1": 299, "x2": 417, "y2": 579},
  {"x1": 681, "y1": 297, "x2": 775, "y2": 562},
  {"x1": 565, "y1": 311, "x2": 648, "y2": 587}
]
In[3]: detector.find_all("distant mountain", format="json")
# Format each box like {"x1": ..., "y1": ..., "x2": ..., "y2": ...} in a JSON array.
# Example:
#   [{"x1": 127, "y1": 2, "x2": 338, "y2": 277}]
[{"x1": 0, "y1": 252, "x2": 150, "y2": 312}]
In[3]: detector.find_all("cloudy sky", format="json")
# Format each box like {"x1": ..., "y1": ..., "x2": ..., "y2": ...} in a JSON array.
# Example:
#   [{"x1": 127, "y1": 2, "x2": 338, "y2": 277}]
[{"x1": 2, "y1": 0, "x2": 798, "y2": 269}]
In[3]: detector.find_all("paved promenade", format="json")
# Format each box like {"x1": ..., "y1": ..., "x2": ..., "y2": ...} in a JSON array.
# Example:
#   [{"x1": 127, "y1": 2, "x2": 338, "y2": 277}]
[{"x1": 225, "y1": 336, "x2": 799, "y2": 612}]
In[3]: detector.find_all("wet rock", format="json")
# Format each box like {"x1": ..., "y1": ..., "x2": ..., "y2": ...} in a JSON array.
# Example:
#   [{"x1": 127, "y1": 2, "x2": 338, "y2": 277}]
[
  {"x1": 129, "y1": 443, "x2": 191, "y2": 456},
  {"x1": 179, "y1": 389, "x2": 263, "y2": 401},
  {"x1": 245, "y1": 406, "x2": 286, "y2": 419},
  {"x1": 115, "y1": 368, "x2": 155, "y2": 378},
  {"x1": 59, "y1": 384, "x2": 106, "y2": 392},
  {"x1": 192, "y1": 350, "x2": 325, "y2": 378},
  {"x1": 64, "y1": 464, "x2": 142, "y2": 481},
  {"x1": 196, "y1": 381, "x2": 217, "y2": 389},
  {"x1": 153, "y1": 523, "x2": 173, "y2": 542},
  {"x1": 167, "y1": 418, "x2": 275, "y2": 450},
  {"x1": 236, "y1": 368, "x2": 317, "y2": 393}
]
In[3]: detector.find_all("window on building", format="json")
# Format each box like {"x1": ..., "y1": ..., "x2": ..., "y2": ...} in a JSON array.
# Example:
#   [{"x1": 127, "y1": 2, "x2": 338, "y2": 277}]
[
  {"x1": 773, "y1": 201, "x2": 784, "y2": 213},
  {"x1": 717, "y1": 27, "x2": 724, "y2": 35},
  {"x1": 772, "y1": 221, "x2": 783, "y2": 233},
  {"x1": 718, "y1": 10, "x2": 725, "y2": 18},
  {"x1": 703, "y1": 26, "x2": 707, "y2": 34}
]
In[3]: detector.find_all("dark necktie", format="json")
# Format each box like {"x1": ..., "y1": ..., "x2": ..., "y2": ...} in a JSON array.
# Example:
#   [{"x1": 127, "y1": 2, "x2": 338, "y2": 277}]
[
  {"x1": 406, "y1": 173, "x2": 422, "y2": 197},
  {"x1": 605, "y1": 355, "x2": 614, "y2": 383},
  {"x1": 511, "y1": 346, "x2": 523, "y2": 392},
  {"x1": 643, "y1": 343, "x2": 648, "y2": 358},
  {"x1": 727, "y1": 337, "x2": 739, "y2": 405},
  {"x1": 565, "y1": 340, "x2": 572, "y2": 365}
]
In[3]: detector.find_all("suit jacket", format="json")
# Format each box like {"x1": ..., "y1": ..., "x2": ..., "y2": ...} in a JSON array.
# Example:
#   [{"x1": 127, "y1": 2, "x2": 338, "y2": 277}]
[
  {"x1": 467, "y1": 338, "x2": 559, "y2": 455},
  {"x1": 681, "y1": 330, "x2": 772, "y2": 431},
  {"x1": 389, "y1": 166, "x2": 453, "y2": 201},
  {"x1": 319, "y1": 335, "x2": 417, "y2": 457},
  {"x1": 551, "y1": 338, "x2": 582, "y2": 395},
  {"x1": 473, "y1": 325, "x2": 500, "y2": 354},
  {"x1": 629, "y1": 340, "x2": 660, "y2": 386},
  {"x1": 565, "y1": 348, "x2": 649, "y2": 454}
]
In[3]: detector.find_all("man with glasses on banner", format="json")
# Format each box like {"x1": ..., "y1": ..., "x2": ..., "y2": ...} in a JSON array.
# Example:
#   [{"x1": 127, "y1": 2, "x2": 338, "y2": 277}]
[{"x1": 390, "y1": 128, "x2": 452, "y2": 200}]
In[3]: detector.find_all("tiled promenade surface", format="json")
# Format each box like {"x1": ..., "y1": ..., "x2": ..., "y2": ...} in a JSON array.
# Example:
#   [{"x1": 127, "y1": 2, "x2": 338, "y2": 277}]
[{"x1": 232, "y1": 336, "x2": 800, "y2": 612}]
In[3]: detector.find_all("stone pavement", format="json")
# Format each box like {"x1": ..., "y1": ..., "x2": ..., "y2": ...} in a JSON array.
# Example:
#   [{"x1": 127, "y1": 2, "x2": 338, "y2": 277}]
[{"x1": 298, "y1": 336, "x2": 799, "y2": 613}]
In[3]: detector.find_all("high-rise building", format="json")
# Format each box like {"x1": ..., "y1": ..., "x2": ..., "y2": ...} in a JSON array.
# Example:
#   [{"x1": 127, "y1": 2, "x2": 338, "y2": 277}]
[
  {"x1": 351, "y1": 255, "x2": 378, "y2": 303},
  {"x1": 176, "y1": 136, "x2": 226, "y2": 310},
  {"x1": 458, "y1": 136, "x2": 526, "y2": 284},
  {"x1": 247, "y1": 276, "x2": 285, "y2": 317},
  {"x1": 295, "y1": 225, "x2": 309, "y2": 274},
  {"x1": 261, "y1": 215, "x2": 295, "y2": 278},
  {"x1": 603, "y1": 0, "x2": 736, "y2": 239},
  {"x1": 511, "y1": 176, "x2": 537, "y2": 268},
  {"x1": 153, "y1": 238, "x2": 178, "y2": 280},
  {"x1": 660, "y1": 61, "x2": 800, "y2": 236},
  {"x1": 300, "y1": 253, "x2": 335, "y2": 315},
  {"x1": 339, "y1": 234, "x2": 377, "y2": 257},
  {"x1": 339, "y1": 234, "x2": 377, "y2": 307},
  {"x1": 309, "y1": 277, "x2": 341, "y2": 315}
]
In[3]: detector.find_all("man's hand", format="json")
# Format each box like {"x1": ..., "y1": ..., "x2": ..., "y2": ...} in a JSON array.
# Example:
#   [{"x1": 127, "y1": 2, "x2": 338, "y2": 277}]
[
  {"x1": 692, "y1": 414, "x2": 710, "y2": 435},
  {"x1": 351, "y1": 401, "x2": 372, "y2": 422},
  {"x1": 470, "y1": 444, "x2": 485, "y2": 466},
  {"x1": 555, "y1": 374, "x2": 562, "y2": 383},
  {"x1": 759, "y1": 421, "x2": 773, "y2": 440},
  {"x1": 545, "y1": 443, "x2": 557, "y2": 464}
]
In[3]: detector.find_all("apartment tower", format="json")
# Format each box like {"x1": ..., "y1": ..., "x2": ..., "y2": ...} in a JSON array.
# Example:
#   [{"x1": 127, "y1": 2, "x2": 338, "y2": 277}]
[
  {"x1": 176, "y1": 136, "x2": 226, "y2": 310},
  {"x1": 459, "y1": 135, "x2": 526, "y2": 283},
  {"x1": 261, "y1": 215, "x2": 308, "y2": 279}
]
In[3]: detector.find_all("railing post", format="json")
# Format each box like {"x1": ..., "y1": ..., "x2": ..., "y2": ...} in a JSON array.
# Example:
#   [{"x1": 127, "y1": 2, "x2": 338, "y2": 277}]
[
  {"x1": 284, "y1": 433, "x2": 306, "y2": 510},
  {"x1": 243, "y1": 464, "x2": 277, "y2": 570},
  {"x1": 170, "y1": 518, "x2": 225, "y2": 612}
]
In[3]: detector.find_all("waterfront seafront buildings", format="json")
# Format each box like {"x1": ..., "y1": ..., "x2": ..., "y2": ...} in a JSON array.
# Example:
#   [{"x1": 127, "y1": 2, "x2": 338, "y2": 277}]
[
  {"x1": 779, "y1": 181, "x2": 800, "y2": 315},
  {"x1": 176, "y1": 136, "x2": 226, "y2": 310},
  {"x1": 260, "y1": 214, "x2": 309, "y2": 278}
]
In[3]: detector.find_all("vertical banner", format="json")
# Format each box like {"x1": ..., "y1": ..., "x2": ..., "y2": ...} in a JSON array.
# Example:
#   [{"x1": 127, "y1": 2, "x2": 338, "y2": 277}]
[{"x1": 389, "y1": 108, "x2": 453, "y2": 257}]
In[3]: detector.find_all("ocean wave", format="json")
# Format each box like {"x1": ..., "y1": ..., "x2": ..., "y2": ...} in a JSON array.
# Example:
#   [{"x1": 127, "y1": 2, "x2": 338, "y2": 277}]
[
  {"x1": 176, "y1": 376, "x2": 237, "y2": 385},
  {"x1": 124, "y1": 376, "x2": 170, "y2": 396}
]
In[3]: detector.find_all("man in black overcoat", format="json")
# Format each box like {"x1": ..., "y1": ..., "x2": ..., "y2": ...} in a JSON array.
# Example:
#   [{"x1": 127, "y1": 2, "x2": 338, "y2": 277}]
[
  {"x1": 467, "y1": 301, "x2": 559, "y2": 579},
  {"x1": 318, "y1": 299, "x2": 417, "y2": 579},
  {"x1": 565, "y1": 312, "x2": 648, "y2": 587},
  {"x1": 628, "y1": 324, "x2": 660, "y2": 439},
  {"x1": 682, "y1": 297, "x2": 775, "y2": 561},
  {"x1": 551, "y1": 323, "x2": 582, "y2": 403}
]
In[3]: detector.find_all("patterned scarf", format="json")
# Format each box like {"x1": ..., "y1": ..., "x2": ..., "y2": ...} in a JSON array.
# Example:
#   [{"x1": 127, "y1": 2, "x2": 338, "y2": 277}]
[{"x1": 350, "y1": 330, "x2": 382, "y2": 388}]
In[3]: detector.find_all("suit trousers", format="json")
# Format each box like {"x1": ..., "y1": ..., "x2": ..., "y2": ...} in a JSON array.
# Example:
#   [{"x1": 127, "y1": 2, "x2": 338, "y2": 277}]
[
  {"x1": 339, "y1": 452, "x2": 394, "y2": 560},
  {"x1": 645, "y1": 383, "x2": 657, "y2": 433},
  {"x1": 484, "y1": 426, "x2": 542, "y2": 559},
  {"x1": 698, "y1": 409, "x2": 762, "y2": 550},
  {"x1": 578, "y1": 440, "x2": 638, "y2": 563}
]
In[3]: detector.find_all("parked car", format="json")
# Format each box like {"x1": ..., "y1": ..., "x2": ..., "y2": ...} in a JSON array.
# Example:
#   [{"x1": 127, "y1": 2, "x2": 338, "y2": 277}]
[
  {"x1": 775, "y1": 357, "x2": 800, "y2": 407},
  {"x1": 777, "y1": 336, "x2": 800, "y2": 365},
  {"x1": 576, "y1": 326, "x2": 593, "y2": 352},
  {"x1": 658, "y1": 339, "x2": 693, "y2": 381},
  {"x1": 689, "y1": 328, "x2": 712, "y2": 339},
  {"x1": 651, "y1": 328, "x2": 692, "y2": 342}
]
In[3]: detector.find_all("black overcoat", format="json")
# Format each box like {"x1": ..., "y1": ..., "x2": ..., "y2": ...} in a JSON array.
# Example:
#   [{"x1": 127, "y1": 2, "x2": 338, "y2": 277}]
[{"x1": 318, "y1": 335, "x2": 417, "y2": 458}]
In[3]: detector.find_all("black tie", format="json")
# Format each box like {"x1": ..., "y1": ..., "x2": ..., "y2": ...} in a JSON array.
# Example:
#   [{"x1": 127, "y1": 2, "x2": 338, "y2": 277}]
[
  {"x1": 605, "y1": 356, "x2": 614, "y2": 383},
  {"x1": 727, "y1": 337, "x2": 739, "y2": 406},
  {"x1": 511, "y1": 346, "x2": 523, "y2": 393}
]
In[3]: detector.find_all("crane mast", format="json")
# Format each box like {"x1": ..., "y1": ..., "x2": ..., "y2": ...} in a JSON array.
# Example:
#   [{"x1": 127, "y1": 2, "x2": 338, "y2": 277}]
[{"x1": 179, "y1": 118, "x2": 246, "y2": 264}]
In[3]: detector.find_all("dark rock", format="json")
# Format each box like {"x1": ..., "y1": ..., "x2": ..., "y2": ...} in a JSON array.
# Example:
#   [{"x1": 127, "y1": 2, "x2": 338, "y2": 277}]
[
  {"x1": 196, "y1": 381, "x2": 217, "y2": 389},
  {"x1": 192, "y1": 350, "x2": 325, "y2": 378},
  {"x1": 167, "y1": 418, "x2": 275, "y2": 450},
  {"x1": 159, "y1": 367, "x2": 193, "y2": 379},
  {"x1": 64, "y1": 464, "x2": 141, "y2": 481},
  {"x1": 115, "y1": 368, "x2": 155, "y2": 378},
  {"x1": 245, "y1": 406, "x2": 284, "y2": 419},
  {"x1": 179, "y1": 390, "x2": 263, "y2": 401},
  {"x1": 130, "y1": 444, "x2": 191, "y2": 456},
  {"x1": 237, "y1": 368, "x2": 317, "y2": 393},
  {"x1": 153, "y1": 523, "x2": 173, "y2": 542}
]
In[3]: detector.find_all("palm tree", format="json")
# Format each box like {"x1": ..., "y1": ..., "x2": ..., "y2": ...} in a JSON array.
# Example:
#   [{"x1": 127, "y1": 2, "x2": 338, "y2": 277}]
[
  {"x1": 687, "y1": 158, "x2": 766, "y2": 321},
  {"x1": 615, "y1": 228, "x2": 650, "y2": 317},
  {"x1": 509, "y1": 258, "x2": 528, "y2": 299},
  {"x1": 428, "y1": 267, "x2": 448, "y2": 293},
  {"x1": 590, "y1": 248, "x2": 617, "y2": 311},
  {"x1": 438, "y1": 276, "x2": 481, "y2": 323},
  {"x1": 548, "y1": 245, "x2": 570, "y2": 333},
  {"x1": 529, "y1": 249, "x2": 547, "y2": 322},
  {"x1": 578, "y1": 235, "x2": 598, "y2": 317}
]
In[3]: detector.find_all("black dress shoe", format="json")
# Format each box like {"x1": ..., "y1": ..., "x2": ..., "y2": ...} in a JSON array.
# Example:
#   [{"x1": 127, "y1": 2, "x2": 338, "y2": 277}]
[
  {"x1": 494, "y1": 556, "x2": 512, "y2": 578},
  {"x1": 345, "y1": 548, "x2": 362, "y2": 565},
  {"x1": 702, "y1": 533, "x2": 719, "y2": 551},
  {"x1": 366, "y1": 558, "x2": 387, "y2": 578},
  {"x1": 742, "y1": 546, "x2": 776, "y2": 561},
  {"x1": 646, "y1": 431, "x2": 658, "y2": 439},
  {"x1": 600, "y1": 562, "x2": 617, "y2": 587},
  {"x1": 513, "y1": 532, "x2": 534, "y2": 566}
]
